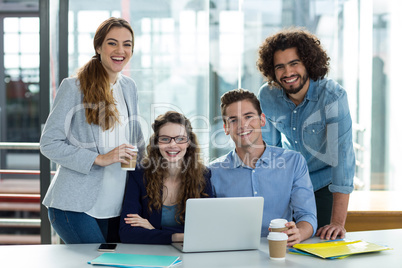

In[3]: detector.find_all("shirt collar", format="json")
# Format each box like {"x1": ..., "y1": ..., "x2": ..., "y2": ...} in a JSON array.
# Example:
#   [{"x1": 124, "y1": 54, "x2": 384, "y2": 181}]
[
  {"x1": 305, "y1": 78, "x2": 319, "y2": 101},
  {"x1": 229, "y1": 143, "x2": 272, "y2": 168},
  {"x1": 231, "y1": 150, "x2": 246, "y2": 168}
]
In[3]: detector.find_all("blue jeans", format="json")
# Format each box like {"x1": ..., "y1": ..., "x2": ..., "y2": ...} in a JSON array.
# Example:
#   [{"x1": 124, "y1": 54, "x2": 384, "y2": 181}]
[{"x1": 48, "y1": 207, "x2": 109, "y2": 244}]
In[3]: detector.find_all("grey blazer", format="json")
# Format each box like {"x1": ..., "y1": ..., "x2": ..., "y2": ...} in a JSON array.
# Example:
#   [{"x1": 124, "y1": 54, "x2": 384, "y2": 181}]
[{"x1": 40, "y1": 75, "x2": 145, "y2": 212}]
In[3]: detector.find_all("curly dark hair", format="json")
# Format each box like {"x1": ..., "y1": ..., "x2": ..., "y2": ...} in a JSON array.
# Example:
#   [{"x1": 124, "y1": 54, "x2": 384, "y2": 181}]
[
  {"x1": 142, "y1": 111, "x2": 208, "y2": 223},
  {"x1": 257, "y1": 27, "x2": 330, "y2": 87}
]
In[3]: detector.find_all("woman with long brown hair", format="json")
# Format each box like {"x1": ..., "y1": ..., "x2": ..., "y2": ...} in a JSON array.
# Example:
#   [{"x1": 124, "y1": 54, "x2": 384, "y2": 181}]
[
  {"x1": 40, "y1": 17, "x2": 144, "y2": 244},
  {"x1": 119, "y1": 111, "x2": 213, "y2": 244}
]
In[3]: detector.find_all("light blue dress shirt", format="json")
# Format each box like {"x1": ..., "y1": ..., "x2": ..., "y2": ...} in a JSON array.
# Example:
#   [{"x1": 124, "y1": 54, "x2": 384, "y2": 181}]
[
  {"x1": 209, "y1": 146, "x2": 317, "y2": 237},
  {"x1": 258, "y1": 78, "x2": 355, "y2": 194}
]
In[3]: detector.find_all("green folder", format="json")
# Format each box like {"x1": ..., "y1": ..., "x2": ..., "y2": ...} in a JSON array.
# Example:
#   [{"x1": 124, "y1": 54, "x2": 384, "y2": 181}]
[{"x1": 88, "y1": 253, "x2": 180, "y2": 268}]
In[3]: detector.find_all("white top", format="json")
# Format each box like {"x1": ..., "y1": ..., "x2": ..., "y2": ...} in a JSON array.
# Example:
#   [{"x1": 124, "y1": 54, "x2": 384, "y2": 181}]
[{"x1": 86, "y1": 74, "x2": 129, "y2": 218}]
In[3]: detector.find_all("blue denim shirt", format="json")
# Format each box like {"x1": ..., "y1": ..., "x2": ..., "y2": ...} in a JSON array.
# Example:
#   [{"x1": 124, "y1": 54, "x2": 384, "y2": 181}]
[
  {"x1": 209, "y1": 146, "x2": 317, "y2": 237},
  {"x1": 258, "y1": 78, "x2": 355, "y2": 194}
]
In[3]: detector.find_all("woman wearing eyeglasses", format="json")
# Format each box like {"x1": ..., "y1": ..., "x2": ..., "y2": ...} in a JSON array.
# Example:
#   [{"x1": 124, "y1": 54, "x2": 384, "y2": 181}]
[{"x1": 119, "y1": 111, "x2": 213, "y2": 244}]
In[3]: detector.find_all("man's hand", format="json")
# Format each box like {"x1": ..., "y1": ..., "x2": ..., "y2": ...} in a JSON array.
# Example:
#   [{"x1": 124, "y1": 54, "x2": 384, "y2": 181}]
[
  {"x1": 316, "y1": 192, "x2": 349, "y2": 240},
  {"x1": 316, "y1": 223, "x2": 346, "y2": 240},
  {"x1": 279, "y1": 221, "x2": 314, "y2": 247},
  {"x1": 283, "y1": 221, "x2": 302, "y2": 247},
  {"x1": 124, "y1": 214, "x2": 155, "y2": 230}
]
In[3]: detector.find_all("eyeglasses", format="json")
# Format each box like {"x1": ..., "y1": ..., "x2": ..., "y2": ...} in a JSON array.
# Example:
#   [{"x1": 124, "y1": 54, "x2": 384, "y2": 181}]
[{"x1": 157, "y1": 135, "x2": 189, "y2": 144}]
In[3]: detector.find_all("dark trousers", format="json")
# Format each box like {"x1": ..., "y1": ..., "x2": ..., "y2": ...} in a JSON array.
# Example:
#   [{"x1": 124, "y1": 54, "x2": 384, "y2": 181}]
[
  {"x1": 314, "y1": 186, "x2": 333, "y2": 229},
  {"x1": 107, "y1": 216, "x2": 121, "y2": 243}
]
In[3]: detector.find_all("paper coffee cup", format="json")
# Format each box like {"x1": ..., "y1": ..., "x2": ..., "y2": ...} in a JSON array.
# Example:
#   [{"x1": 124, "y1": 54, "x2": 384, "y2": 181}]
[
  {"x1": 121, "y1": 147, "x2": 138, "y2": 170},
  {"x1": 269, "y1": 218, "x2": 288, "y2": 232},
  {"x1": 267, "y1": 232, "x2": 288, "y2": 260}
]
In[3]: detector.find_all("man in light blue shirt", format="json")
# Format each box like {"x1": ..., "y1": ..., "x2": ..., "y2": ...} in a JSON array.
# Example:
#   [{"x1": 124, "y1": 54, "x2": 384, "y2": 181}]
[
  {"x1": 257, "y1": 28, "x2": 355, "y2": 240},
  {"x1": 209, "y1": 89, "x2": 317, "y2": 247}
]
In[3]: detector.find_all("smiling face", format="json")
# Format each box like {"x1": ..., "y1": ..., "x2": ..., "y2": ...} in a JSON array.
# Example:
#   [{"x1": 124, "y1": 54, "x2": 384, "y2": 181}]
[
  {"x1": 158, "y1": 123, "x2": 189, "y2": 164},
  {"x1": 96, "y1": 26, "x2": 133, "y2": 84},
  {"x1": 224, "y1": 100, "x2": 266, "y2": 149},
  {"x1": 274, "y1": 47, "x2": 309, "y2": 97}
]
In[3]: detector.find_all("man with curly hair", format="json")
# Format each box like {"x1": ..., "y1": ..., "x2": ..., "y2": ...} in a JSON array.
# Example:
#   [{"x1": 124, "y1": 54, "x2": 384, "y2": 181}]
[{"x1": 257, "y1": 27, "x2": 355, "y2": 241}]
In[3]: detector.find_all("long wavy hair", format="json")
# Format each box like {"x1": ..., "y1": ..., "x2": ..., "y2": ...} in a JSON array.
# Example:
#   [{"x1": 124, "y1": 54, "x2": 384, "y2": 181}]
[
  {"x1": 257, "y1": 27, "x2": 330, "y2": 88},
  {"x1": 142, "y1": 111, "x2": 208, "y2": 223},
  {"x1": 76, "y1": 17, "x2": 134, "y2": 131}
]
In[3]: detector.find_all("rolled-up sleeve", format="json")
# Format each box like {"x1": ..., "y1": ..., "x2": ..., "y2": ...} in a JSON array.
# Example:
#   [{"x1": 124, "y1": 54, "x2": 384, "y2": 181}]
[
  {"x1": 291, "y1": 154, "x2": 318, "y2": 236},
  {"x1": 327, "y1": 92, "x2": 355, "y2": 194}
]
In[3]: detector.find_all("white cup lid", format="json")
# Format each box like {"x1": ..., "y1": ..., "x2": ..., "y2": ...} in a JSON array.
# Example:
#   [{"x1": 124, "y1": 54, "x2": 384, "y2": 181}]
[
  {"x1": 127, "y1": 146, "x2": 138, "y2": 152},
  {"x1": 267, "y1": 232, "x2": 288, "y2": 241},
  {"x1": 269, "y1": 218, "x2": 288, "y2": 228}
]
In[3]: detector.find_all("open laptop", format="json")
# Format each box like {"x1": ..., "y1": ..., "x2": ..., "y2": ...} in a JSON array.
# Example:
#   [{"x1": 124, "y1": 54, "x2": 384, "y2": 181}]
[{"x1": 172, "y1": 196, "x2": 264, "y2": 253}]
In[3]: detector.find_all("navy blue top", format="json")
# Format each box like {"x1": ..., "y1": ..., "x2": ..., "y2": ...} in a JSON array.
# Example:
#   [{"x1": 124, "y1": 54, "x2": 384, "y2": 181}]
[
  {"x1": 119, "y1": 167, "x2": 213, "y2": 244},
  {"x1": 161, "y1": 205, "x2": 180, "y2": 228}
]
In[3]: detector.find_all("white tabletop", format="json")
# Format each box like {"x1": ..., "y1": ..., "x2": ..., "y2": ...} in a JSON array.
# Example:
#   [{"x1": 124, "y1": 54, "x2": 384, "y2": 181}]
[{"x1": 1, "y1": 229, "x2": 401, "y2": 268}]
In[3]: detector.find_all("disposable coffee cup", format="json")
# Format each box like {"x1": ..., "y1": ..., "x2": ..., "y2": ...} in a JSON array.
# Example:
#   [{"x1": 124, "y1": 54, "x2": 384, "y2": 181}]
[
  {"x1": 269, "y1": 218, "x2": 288, "y2": 232},
  {"x1": 121, "y1": 147, "x2": 138, "y2": 170},
  {"x1": 267, "y1": 232, "x2": 288, "y2": 260}
]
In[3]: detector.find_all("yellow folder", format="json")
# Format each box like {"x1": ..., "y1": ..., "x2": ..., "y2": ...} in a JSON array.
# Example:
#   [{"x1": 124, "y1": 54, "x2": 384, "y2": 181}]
[{"x1": 293, "y1": 240, "x2": 392, "y2": 259}]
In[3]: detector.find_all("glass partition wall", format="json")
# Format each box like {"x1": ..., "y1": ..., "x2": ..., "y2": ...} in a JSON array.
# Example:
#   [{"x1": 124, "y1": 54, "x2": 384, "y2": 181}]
[{"x1": 0, "y1": 13, "x2": 41, "y2": 244}]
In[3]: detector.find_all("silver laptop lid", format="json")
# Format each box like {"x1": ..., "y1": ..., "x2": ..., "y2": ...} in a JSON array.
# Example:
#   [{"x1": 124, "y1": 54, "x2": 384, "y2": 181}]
[{"x1": 179, "y1": 196, "x2": 264, "y2": 252}]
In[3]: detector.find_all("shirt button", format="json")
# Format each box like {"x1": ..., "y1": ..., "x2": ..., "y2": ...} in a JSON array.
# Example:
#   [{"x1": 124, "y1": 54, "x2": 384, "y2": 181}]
[
  {"x1": 252, "y1": 170, "x2": 255, "y2": 173},
  {"x1": 295, "y1": 141, "x2": 298, "y2": 144},
  {"x1": 312, "y1": 129, "x2": 315, "y2": 133},
  {"x1": 254, "y1": 191, "x2": 257, "y2": 195},
  {"x1": 293, "y1": 110, "x2": 297, "y2": 113},
  {"x1": 293, "y1": 127, "x2": 296, "y2": 130}
]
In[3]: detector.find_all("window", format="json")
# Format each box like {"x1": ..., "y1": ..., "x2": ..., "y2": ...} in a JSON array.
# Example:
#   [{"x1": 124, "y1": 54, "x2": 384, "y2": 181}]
[
  {"x1": 0, "y1": 15, "x2": 40, "y2": 244},
  {"x1": 3, "y1": 17, "x2": 40, "y2": 143}
]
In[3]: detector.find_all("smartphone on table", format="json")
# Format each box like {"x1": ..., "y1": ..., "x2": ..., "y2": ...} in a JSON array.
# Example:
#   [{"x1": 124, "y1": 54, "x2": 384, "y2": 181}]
[{"x1": 98, "y1": 243, "x2": 117, "y2": 252}]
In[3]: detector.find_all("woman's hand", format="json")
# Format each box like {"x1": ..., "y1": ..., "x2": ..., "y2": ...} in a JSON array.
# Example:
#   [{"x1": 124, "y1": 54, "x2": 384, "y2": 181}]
[
  {"x1": 124, "y1": 214, "x2": 155, "y2": 230},
  {"x1": 94, "y1": 144, "x2": 137, "y2": 167},
  {"x1": 172, "y1": 233, "x2": 184, "y2": 242}
]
